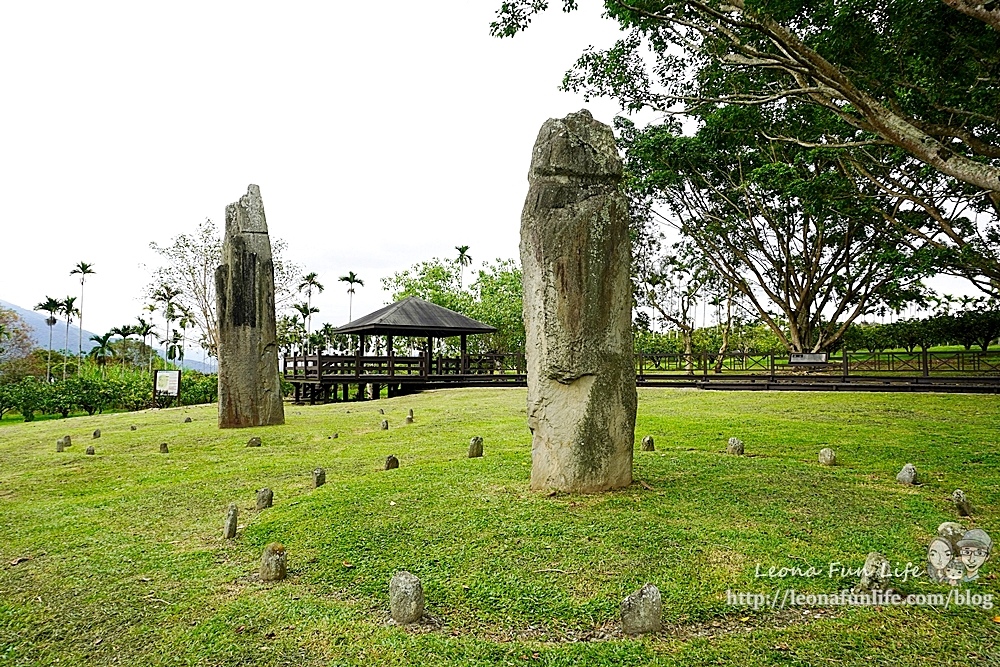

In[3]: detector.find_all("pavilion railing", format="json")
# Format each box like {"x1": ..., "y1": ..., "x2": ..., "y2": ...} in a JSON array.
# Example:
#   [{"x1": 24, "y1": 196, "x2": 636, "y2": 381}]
[{"x1": 283, "y1": 352, "x2": 526, "y2": 379}]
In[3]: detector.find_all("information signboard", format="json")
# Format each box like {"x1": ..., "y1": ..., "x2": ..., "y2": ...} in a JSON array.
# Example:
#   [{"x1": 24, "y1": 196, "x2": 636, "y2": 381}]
[{"x1": 154, "y1": 370, "x2": 182, "y2": 396}]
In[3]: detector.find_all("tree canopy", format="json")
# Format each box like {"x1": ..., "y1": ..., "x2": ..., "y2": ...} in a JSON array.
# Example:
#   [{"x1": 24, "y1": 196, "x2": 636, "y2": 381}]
[{"x1": 492, "y1": 0, "x2": 1000, "y2": 291}]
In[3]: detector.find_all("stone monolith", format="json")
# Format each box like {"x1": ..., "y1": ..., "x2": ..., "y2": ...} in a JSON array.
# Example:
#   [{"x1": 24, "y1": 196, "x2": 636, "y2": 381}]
[
  {"x1": 520, "y1": 109, "x2": 636, "y2": 493},
  {"x1": 216, "y1": 184, "x2": 285, "y2": 429}
]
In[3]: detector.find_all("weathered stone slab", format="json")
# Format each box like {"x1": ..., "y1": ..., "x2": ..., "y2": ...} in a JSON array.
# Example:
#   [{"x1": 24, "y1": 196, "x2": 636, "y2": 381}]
[
  {"x1": 385, "y1": 455, "x2": 399, "y2": 470},
  {"x1": 92, "y1": 429, "x2": 101, "y2": 439},
  {"x1": 896, "y1": 463, "x2": 917, "y2": 485},
  {"x1": 260, "y1": 543, "x2": 286, "y2": 581},
  {"x1": 159, "y1": 443, "x2": 169, "y2": 454},
  {"x1": 520, "y1": 109, "x2": 636, "y2": 493},
  {"x1": 641, "y1": 436, "x2": 655, "y2": 452},
  {"x1": 952, "y1": 489, "x2": 972, "y2": 516},
  {"x1": 223, "y1": 504, "x2": 238, "y2": 539},
  {"x1": 621, "y1": 583, "x2": 661, "y2": 635},
  {"x1": 468, "y1": 436, "x2": 484, "y2": 458},
  {"x1": 818, "y1": 448, "x2": 836, "y2": 465},
  {"x1": 247, "y1": 437, "x2": 262, "y2": 448},
  {"x1": 389, "y1": 571, "x2": 424, "y2": 624},
  {"x1": 854, "y1": 552, "x2": 891, "y2": 592},
  {"x1": 313, "y1": 468, "x2": 326, "y2": 488},
  {"x1": 380, "y1": 419, "x2": 389, "y2": 430},
  {"x1": 726, "y1": 437, "x2": 744, "y2": 456},
  {"x1": 216, "y1": 184, "x2": 285, "y2": 429},
  {"x1": 256, "y1": 488, "x2": 273, "y2": 510},
  {"x1": 85, "y1": 446, "x2": 95, "y2": 455}
]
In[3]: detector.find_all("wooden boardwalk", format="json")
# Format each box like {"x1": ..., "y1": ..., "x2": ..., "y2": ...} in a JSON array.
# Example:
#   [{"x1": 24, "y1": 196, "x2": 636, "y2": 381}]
[{"x1": 284, "y1": 350, "x2": 1000, "y2": 401}]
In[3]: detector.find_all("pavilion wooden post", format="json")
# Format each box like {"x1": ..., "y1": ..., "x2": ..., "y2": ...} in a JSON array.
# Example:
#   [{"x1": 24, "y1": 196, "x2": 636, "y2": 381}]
[
  {"x1": 424, "y1": 336, "x2": 433, "y2": 378},
  {"x1": 387, "y1": 335, "x2": 395, "y2": 377},
  {"x1": 460, "y1": 334, "x2": 468, "y2": 375}
]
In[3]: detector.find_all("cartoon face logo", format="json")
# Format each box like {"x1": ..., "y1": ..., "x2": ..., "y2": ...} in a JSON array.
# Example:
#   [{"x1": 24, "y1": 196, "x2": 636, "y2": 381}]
[
  {"x1": 927, "y1": 537, "x2": 953, "y2": 571},
  {"x1": 943, "y1": 559, "x2": 965, "y2": 586},
  {"x1": 957, "y1": 529, "x2": 992, "y2": 582}
]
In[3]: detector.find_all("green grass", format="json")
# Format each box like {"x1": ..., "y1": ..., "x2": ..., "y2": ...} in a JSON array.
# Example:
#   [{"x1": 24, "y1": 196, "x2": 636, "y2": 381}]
[{"x1": 1, "y1": 388, "x2": 998, "y2": 666}]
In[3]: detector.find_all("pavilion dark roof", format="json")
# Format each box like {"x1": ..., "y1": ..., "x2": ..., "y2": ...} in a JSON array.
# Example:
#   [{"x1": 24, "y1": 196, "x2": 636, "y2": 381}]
[{"x1": 334, "y1": 297, "x2": 497, "y2": 337}]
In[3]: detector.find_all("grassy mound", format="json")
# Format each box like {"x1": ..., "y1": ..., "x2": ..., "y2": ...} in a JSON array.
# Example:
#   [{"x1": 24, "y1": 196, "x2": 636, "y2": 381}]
[{"x1": 1, "y1": 388, "x2": 998, "y2": 665}]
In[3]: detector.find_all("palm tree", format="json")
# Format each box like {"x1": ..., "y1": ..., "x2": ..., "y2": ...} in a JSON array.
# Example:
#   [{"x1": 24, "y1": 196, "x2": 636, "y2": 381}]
[
  {"x1": 34, "y1": 296, "x2": 61, "y2": 382},
  {"x1": 175, "y1": 306, "x2": 194, "y2": 370},
  {"x1": 152, "y1": 284, "x2": 182, "y2": 368},
  {"x1": 297, "y1": 272, "x2": 324, "y2": 334},
  {"x1": 292, "y1": 302, "x2": 319, "y2": 352},
  {"x1": 58, "y1": 296, "x2": 79, "y2": 380},
  {"x1": 88, "y1": 332, "x2": 115, "y2": 377},
  {"x1": 134, "y1": 318, "x2": 156, "y2": 374},
  {"x1": 338, "y1": 272, "x2": 364, "y2": 322},
  {"x1": 69, "y1": 261, "x2": 95, "y2": 373},
  {"x1": 110, "y1": 325, "x2": 135, "y2": 372},
  {"x1": 319, "y1": 322, "x2": 338, "y2": 352},
  {"x1": 455, "y1": 245, "x2": 472, "y2": 290}
]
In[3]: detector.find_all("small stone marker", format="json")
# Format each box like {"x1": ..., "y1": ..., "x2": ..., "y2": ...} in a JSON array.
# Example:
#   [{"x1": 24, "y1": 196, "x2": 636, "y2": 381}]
[
  {"x1": 379, "y1": 408, "x2": 385, "y2": 415},
  {"x1": 312, "y1": 468, "x2": 326, "y2": 488},
  {"x1": 56, "y1": 440, "x2": 65, "y2": 453},
  {"x1": 159, "y1": 443, "x2": 169, "y2": 454},
  {"x1": 389, "y1": 571, "x2": 424, "y2": 624},
  {"x1": 468, "y1": 436, "x2": 484, "y2": 458},
  {"x1": 896, "y1": 463, "x2": 917, "y2": 485},
  {"x1": 223, "y1": 504, "x2": 238, "y2": 539},
  {"x1": 59, "y1": 435, "x2": 72, "y2": 448},
  {"x1": 641, "y1": 436, "x2": 655, "y2": 452},
  {"x1": 621, "y1": 583, "x2": 662, "y2": 635},
  {"x1": 380, "y1": 419, "x2": 389, "y2": 430},
  {"x1": 408, "y1": 409, "x2": 414, "y2": 419},
  {"x1": 385, "y1": 455, "x2": 399, "y2": 470},
  {"x1": 329, "y1": 433, "x2": 338, "y2": 439},
  {"x1": 130, "y1": 425, "x2": 137, "y2": 431},
  {"x1": 726, "y1": 437, "x2": 744, "y2": 456},
  {"x1": 405, "y1": 415, "x2": 414, "y2": 425},
  {"x1": 246, "y1": 436, "x2": 262, "y2": 448},
  {"x1": 854, "y1": 552, "x2": 891, "y2": 593},
  {"x1": 85, "y1": 446, "x2": 95, "y2": 455},
  {"x1": 256, "y1": 488, "x2": 273, "y2": 510},
  {"x1": 260, "y1": 543, "x2": 287, "y2": 581},
  {"x1": 184, "y1": 417, "x2": 192, "y2": 423},
  {"x1": 818, "y1": 448, "x2": 836, "y2": 466},
  {"x1": 92, "y1": 429, "x2": 101, "y2": 439},
  {"x1": 952, "y1": 489, "x2": 972, "y2": 516}
]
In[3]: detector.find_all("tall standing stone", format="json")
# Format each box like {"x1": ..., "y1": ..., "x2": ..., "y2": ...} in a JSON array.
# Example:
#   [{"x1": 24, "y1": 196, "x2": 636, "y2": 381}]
[
  {"x1": 216, "y1": 184, "x2": 285, "y2": 429},
  {"x1": 520, "y1": 109, "x2": 636, "y2": 493}
]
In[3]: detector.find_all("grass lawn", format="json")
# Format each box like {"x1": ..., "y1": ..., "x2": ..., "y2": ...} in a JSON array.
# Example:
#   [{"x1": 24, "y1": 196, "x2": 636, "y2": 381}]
[{"x1": 1, "y1": 388, "x2": 998, "y2": 666}]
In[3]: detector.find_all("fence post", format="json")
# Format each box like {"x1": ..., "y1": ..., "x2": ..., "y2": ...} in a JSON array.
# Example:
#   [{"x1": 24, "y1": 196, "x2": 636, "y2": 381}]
[
  {"x1": 842, "y1": 350, "x2": 849, "y2": 380},
  {"x1": 770, "y1": 353, "x2": 776, "y2": 381},
  {"x1": 922, "y1": 349, "x2": 929, "y2": 377}
]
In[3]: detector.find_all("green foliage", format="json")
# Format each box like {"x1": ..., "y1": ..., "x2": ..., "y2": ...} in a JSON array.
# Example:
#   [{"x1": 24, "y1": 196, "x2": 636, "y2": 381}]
[
  {"x1": 0, "y1": 362, "x2": 219, "y2": 421},
  {"x1": 9, "y1": 377, "x2": 45, "y2": 422},
  {"x1": 383, "y1": 257, "x2": 525, "y2": 355},
  {"x1": 179, "y1": 370, "x2": 218, "y2": 406}
]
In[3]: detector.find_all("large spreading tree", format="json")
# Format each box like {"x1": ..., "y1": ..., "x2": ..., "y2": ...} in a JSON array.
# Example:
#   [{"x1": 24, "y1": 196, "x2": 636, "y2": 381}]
[{"x1": 492, "y1": 0, "x2": 1000, "y2": 291}]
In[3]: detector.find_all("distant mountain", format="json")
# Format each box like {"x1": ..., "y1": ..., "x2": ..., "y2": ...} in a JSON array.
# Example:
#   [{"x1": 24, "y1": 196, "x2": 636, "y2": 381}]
[
  {"x1": 0, "y1": 298, "x2": 99, "y2": 354},
  {"x1": 0, "y1": 298, "x2": 216, "y2": 373}
]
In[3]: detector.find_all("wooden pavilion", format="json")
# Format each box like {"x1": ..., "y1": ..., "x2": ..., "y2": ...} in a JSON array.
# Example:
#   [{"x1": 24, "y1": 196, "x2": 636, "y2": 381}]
[{"x1": 283, "y1": 297, "x2": 525, "y2": 403}]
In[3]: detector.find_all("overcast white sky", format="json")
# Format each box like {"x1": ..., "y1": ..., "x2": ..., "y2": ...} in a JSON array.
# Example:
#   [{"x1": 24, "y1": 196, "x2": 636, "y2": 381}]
[{"x1": 0, "y1": 1, "x2": 647, "y2": 342}]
